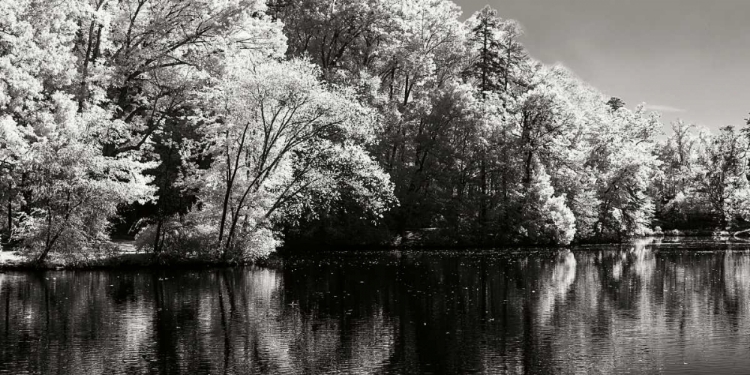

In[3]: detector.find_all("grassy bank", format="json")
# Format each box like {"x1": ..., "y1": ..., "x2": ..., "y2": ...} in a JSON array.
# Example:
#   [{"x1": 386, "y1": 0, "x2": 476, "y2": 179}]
[
  {"x1": 0, "y1": 252, "x2": 287, "y2": 271},
  {"x1": 0, "y1": 240, "x2": 285, "y2": 271},
  {"x1": 1, "y1": 232, "x2": 738, "y2": 271}
]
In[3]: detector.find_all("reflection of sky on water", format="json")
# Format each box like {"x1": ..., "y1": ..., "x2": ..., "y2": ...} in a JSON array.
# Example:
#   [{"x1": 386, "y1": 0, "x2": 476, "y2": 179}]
[{"x1": 2, "y1": 241, "x2": 750, "y2": 374}]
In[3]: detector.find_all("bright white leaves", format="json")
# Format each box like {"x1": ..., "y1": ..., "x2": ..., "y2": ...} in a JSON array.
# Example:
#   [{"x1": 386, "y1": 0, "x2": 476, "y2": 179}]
[
  {"x1": 6, "y1": 108, "x2": 155, "y2": 259},
  {"x1": 70, "y1": 0, "x2": 287, "y2": 153},
  {"x1": 0, "y1": 0, "x2": 79, "y2": 110},
  {"x1": 657, "y1": 123, "x2": 747, "y2": 228},
  {"x1": 0, "y1": 1, "x2": 155, "y2": 258},
  {"x1": 695, "y1": 126, "x2": 750, "y2": 226},
  {"x1": 383, "y1": 0, "x2": 464, "y2": 71},
  {"x1": 0, "y1": 0, "x2": 79, "y2": 125},
  {"x1": 588, "y1": 105, "x2": 661, "y2": 237},
  {"x1": 501, "y1": 63, "x2": 663, "y2": 240},
  {"x1": 3, "y1": 0, "x2": 394, "y2": 259},
  {"x1": 194, "y1": 57, "x2": 394, "y2": 259},
  {"x1": 520, "y1": 166, "x2": 577, "y2": 245}
]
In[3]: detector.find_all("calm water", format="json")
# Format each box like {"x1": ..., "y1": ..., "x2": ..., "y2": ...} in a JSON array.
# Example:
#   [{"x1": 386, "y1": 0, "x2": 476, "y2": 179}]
[{"x1": 2, "y1": 239, "x2": 750, "y2": 374}]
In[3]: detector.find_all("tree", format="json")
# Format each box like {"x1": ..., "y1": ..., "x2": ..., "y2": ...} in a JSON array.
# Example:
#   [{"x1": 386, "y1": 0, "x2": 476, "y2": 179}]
[
  {"x1": 68, "y1": 0, "x2": 290, "y2": 240},
  {"x1": 1, "y1": 0, "x2": 82, "y2": 244},
  {"x1": 518, "y1": 163, "x2": 576, "y2": 245},
  {"x1": 466, "y1": 6, "x2": 507, "y2": 96},
  {"x1": 270, "y1": 0, "x2": 673, "y2": 245},
  {"x1": 274, "y1": 0, "x2": 389, "y2": 75},
  {"x1": 696, "y1": 126, "x2": 750, "y2": 227},
  {"x1": 606, "y1": 97, "x2": 625, "y2": 112},
  {"x1": 652, "y1": 121, "x2": 713, "y2": 229},
  {"x1": 72, "y1": 0, "x2": 287, "y2": 152},
  {"x1": 591, "y1": 105, "x2": 661, "y2": 238},
  {"x1": 6, "y1": 0, "x2": 741, "y2": 257},
  {"x1": 19, "y1": 109, "x2": 154, "y2": 263},
  {"x1": 463, "y1": 7, "x2": 532, "y2": 240},
  {"x1": 188, "y1": 57, "x2": 394, "y2": 260},
  {"x1": 0, "y1": 117, "x2": 29, "y2": 244},
  {"x1": 0, "y1": 0, "x2": 153, "y2": 262}
]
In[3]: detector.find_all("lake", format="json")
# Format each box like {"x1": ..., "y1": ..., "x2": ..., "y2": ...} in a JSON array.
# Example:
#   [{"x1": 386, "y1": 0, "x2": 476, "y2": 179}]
[{"x1": 2, "y1": 238, "x2": 750, "y2": 374}]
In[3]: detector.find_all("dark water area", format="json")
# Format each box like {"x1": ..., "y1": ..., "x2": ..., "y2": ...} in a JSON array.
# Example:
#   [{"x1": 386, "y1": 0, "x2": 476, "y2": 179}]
[{"x1": 3, "y1": 239, "x2": 750, "y2": 374}]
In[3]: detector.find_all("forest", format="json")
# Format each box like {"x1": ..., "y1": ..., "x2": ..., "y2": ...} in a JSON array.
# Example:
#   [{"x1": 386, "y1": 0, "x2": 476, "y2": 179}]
[{"x1": 2, "y1": 0, "x2": 750, "y2": 264}]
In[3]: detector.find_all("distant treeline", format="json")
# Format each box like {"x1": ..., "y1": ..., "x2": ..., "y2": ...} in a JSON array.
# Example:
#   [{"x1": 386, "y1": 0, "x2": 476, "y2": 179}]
[{"x1": 1, "y1": 0, "x2": 749, "y2": 263}]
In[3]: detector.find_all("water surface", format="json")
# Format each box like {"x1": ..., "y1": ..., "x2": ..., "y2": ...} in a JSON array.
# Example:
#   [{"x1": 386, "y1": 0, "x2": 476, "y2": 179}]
[{"x1": 2, "y1": 238, "x2": 750, "y2": 374}]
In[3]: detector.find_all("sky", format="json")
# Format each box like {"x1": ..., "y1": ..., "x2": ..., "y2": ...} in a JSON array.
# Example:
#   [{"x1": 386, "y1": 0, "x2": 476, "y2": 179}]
[{"x1": 456, "y1": 0, "x2": 750, "y2": 133}]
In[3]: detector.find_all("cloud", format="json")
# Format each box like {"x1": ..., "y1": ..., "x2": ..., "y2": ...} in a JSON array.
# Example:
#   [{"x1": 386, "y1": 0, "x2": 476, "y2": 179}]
[{"x1": 643, "y1": 104, "x2": 685, "y2": 113}]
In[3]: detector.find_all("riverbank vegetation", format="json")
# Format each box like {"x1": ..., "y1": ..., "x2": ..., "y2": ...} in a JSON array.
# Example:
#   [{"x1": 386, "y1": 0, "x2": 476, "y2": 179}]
[{"x1": 2, "y1": 0, "x2": 750, "y2": 264}]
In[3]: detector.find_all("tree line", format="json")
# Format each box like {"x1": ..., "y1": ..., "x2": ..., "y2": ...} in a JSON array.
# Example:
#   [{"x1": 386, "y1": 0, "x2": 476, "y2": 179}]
[{"x1": 1, "y1": 0, "x2": 749, "y2": 263}]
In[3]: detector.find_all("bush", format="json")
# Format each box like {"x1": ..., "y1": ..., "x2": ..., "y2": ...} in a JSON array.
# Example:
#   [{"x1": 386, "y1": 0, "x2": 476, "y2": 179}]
[
  {"x1": 518, "y1": 166, "x2": 577, "y2": 245},
  {"x1": 14, "y1": 208, "x2": 120, "y2": 264},
  {"x1": 135, "y1": 219, "x2": 218, "y2": 261},
  {"x1": 712, "y1": 228, "x2": 730, "y2": 238},
  {"x1": 135, "y1": 216, "x2": 279, "y2": 263}
]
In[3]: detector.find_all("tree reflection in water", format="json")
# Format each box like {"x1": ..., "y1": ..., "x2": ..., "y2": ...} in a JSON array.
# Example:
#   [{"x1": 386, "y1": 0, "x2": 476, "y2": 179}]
[{"x1": 2, "y1": 242, "x2": 750, "y2": 374}]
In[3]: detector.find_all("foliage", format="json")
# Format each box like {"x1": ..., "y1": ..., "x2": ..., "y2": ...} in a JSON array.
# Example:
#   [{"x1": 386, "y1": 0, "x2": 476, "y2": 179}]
[
  {"x1": 518, "y1": 165, "x2": 576, "y2": 245},
  {"x1": 3, "y1": 0, "x2": 750, "y2": 262},
  {"x1": 0, "y1": 0, "x2": 154, "y2": 262},
  {"x1": 182, "y1": 57, "x2": 394, "y2": 261}
]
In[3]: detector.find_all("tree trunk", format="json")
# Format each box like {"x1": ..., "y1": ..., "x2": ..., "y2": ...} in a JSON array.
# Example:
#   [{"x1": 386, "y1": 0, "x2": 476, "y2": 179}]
[
  {"x1": 36, "y1": 241, "x2": 54, "y2": 265},
  {"x1": 4, "y1": 199, "x2": 10, "y2": 244},
  {"x1": 218, "y1": 165, "x2": 235, "y2": 247},
  {"x1": 153, "y1": 218, "x2": 163, "y2": 254},
  {"x1": 524, "y1": 150, "x2": 533, "y2": 187},
  {"x1": 36, "y1": 211, "x2": 54, "y2": 264},
  {"x1": 480, "y1": 155, "x2": 487, "y2": 236}
]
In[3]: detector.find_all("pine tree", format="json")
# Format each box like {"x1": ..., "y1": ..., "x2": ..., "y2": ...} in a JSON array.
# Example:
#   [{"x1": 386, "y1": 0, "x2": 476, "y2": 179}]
[{"x1": 467, "y1": 6, "x2": 507, "y2": 96}]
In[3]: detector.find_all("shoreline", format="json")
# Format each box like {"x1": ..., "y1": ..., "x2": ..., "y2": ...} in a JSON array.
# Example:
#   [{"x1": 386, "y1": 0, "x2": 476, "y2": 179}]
[
  {"x1": 0, "y1": 251, "x2": 287, "y2": 271},
  {"x1": 1, "y1": 234, "x2": 743, "y2": 271}
]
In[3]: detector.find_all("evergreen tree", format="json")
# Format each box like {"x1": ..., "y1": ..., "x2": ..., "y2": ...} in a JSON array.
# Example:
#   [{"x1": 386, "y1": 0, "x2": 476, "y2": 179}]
[{"x1": 466, "y1": 6, "x2": 507, "y2": 95}]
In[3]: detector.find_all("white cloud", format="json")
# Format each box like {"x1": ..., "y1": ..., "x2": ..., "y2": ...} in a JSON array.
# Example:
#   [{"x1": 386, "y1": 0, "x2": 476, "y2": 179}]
[{"x1": 643, "y1": 104, "x2": 685, "y2": 113}]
